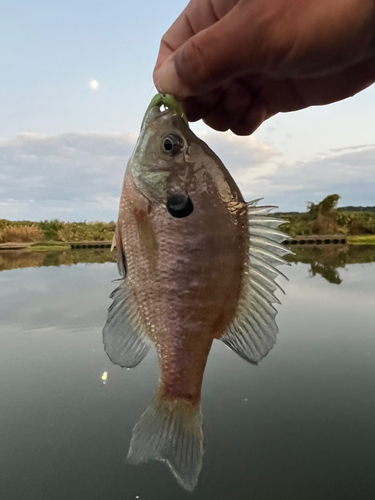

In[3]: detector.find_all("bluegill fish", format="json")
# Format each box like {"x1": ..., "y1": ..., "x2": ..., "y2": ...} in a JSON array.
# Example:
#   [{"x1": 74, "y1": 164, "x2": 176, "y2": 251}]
[{"x1": 103, "y1": 94, "x2": 290, "y2": 491}]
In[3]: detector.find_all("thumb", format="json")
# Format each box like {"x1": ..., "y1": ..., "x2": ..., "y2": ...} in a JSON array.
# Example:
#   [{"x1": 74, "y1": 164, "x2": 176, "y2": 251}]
[{"x1": 154, "y1": 5, "x2": 262, "y2": 98}]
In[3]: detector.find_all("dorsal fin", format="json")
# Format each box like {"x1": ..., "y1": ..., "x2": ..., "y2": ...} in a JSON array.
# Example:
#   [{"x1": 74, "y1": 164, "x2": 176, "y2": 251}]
[{"x1": 221, "y1": 200, "x2": 292, "y2": 364}]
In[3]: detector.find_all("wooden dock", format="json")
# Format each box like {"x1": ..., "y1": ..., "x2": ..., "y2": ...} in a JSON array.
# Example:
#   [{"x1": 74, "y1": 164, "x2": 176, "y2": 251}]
[
  {"x1": 0, "y1": 236, "x2": 347, "y2": 251},
  {"x1": 283, "y1": 235, "x2": 346, "y2": 245},
  {"x1": 70, "y1": 241, "x2": 112, "y2": 249},
  {"x1": 0, "y1": 242, "x2": 33, "y2": 250},
  {"x1": 70, "y1": 236, "x2": 347, "y2": 249}
]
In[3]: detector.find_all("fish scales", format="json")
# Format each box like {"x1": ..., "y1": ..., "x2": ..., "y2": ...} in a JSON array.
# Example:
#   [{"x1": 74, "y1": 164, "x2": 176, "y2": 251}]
[
  {"x1": 103, "y1": 94, "x2": 290, "y2": 491},
  {"x1": 122, "y1": 165, "x2": 247, "y2": 404}
]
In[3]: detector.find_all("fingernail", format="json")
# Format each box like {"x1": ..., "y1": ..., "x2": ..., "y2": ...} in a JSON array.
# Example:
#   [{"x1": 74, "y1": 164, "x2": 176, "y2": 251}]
[{"x1": 154, "y1": 59, "x2": 190, "y2": 98}]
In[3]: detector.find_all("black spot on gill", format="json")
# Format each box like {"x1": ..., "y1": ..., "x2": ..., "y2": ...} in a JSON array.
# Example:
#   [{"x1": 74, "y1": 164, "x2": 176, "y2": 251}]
[{"x1": 166, "y1": 194, "x2": 194, "y2": 218}]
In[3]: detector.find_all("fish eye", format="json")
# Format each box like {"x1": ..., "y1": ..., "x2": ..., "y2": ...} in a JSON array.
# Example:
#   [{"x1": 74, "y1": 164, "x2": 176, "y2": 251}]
[{"x1": 162, "y1": 135, "x2": 182, "y2": 156}]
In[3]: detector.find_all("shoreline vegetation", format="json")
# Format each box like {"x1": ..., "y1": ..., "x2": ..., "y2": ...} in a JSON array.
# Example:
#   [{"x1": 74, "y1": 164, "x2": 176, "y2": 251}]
[{"x1": 1, "y1": 195, "x2": 375, "y2": 251}]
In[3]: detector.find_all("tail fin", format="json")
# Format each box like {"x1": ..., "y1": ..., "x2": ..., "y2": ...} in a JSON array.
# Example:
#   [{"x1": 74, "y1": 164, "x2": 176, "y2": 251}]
[{"x1": 127, "y1": 397, "x2": 203, "y2": 491}]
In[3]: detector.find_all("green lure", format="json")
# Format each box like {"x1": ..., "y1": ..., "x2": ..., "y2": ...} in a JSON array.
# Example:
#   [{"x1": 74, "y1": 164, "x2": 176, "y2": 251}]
[{"x1": 142, "y1": 93, "x2": 188, "y2": 128}]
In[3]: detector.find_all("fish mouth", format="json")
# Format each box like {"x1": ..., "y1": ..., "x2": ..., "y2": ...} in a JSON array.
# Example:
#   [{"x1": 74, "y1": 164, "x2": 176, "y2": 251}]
[
  {"x1": 141, "y1": 94, "x2": 188, "y2": 129},
  {"x1": 166, "y1": 193, "x2": 194, "y2": 218}
]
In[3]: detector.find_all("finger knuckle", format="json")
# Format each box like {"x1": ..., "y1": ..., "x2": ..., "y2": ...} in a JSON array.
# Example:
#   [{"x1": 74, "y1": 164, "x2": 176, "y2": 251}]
[{"x1": 176, "y1": 33, "x2": 214, "y2": 89}]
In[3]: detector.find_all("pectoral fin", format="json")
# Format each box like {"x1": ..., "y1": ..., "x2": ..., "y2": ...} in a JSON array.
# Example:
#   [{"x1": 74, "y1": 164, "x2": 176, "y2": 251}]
[
  {"x1": 221, "y1": 200, "x2": 292, "y2": 364},
  {"x1": 103, "y1": 283, "x2": 150, "y2": 368},
  {"x1": 112, "y1": 223, "x2": 127, "y2": 278}
]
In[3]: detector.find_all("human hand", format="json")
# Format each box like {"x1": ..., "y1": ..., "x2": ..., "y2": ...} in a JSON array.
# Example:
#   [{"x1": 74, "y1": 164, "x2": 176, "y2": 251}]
[{"x1": 153, "y1": 0, "x2": 375, "y2": 135}]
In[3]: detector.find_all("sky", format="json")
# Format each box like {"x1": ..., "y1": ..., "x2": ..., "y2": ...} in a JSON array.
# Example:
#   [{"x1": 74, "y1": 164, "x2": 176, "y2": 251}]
[{"x1": 1, "y1": 0, "x2": 374, "y2": 221}]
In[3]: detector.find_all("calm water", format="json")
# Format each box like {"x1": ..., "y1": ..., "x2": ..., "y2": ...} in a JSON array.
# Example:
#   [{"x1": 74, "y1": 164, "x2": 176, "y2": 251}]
[{"x1": 1, "y1": 246, "x2": 375, "y2": 500}]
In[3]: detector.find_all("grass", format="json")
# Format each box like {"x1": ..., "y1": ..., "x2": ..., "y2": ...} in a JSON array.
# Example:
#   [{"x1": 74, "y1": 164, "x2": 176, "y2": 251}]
[
  {"x1": 56, "y1": 221, "x2": 115, "y2": 242},
  {"x1": 0, "y1": 219, "x2": 116, "y2": 244},
  {"x1": 28, "y1": 245, "x2": 70, "y2": 252},
  {"x1": 347, "y1": 235, "x2": 375, "y2": 245},
  {"x1": 0, "y1": 225, "x2": 44, "y2": 243},
  {"x1": 1, "y1": 194, "x2": 374, "y2": 247}
]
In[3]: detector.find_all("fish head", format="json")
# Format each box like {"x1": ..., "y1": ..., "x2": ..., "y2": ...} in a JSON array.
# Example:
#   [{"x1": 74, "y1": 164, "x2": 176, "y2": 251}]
[{"x1": 129, "y1": 95, "x2": 202, "y2": 217}]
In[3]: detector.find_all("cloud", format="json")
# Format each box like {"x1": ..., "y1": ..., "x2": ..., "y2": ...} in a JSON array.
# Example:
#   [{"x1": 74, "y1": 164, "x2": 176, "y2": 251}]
[
  {"x1": 209, "y1": 138, "x2": 375, "y2": 211},
  {"x1": 200, "y1": 130, "x2": 284, "y2": 179},
  {"x1": 329, "y1": 143, "x2": 375, "y2": 153},
  {"x1": 0, "y1": 132, "x2": 136, "y2": 221},
  {"x1": 202, "y1": 133, "x2": 375, "y2": 211},
  {"x1": 255, "y1": 144, "x2": 375, "y2": 210},
  {"x1": 0, "y1": 131, "x2": 374, "y2": 221}
]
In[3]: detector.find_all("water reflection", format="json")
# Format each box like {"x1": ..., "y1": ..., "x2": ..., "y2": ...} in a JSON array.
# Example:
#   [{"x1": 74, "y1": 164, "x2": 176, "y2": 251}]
[
  {"x1": 1, "y1": 246, "x2": 375, "y2": 287},
  {"x1": 0, "y1": 248, "x2": 113, "y2": 272},
  {"x1": 285, "y1": 245, "x2": 375, "y2": 284},
  {"x1": 0, "y1": 246, "x2": 375, "y2": 499}
]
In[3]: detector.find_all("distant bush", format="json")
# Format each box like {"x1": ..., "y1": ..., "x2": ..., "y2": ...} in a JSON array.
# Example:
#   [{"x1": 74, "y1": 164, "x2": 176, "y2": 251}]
[
  {"x1": 57, "y1": 221, "x2": 115, "y2": 242},
  {"x1": 280, "y1": 194, "x2": 375, "y2": 237},
  {"x1": 0, "y1": 225, "x2": 44, "y2": 243},
  {"x1": 4, "y1": 196, "x2": 374, "y2": 244},
  {"x1": 0, "y1": 219, "x2": 116, "y2": 243},
  {"x1": 0, "y1": 219, "x2": 36, "y2": 229},
  {"x1": 39, "y1": 220, "x2": 64, "y2": 240},
  {"x1": 345, "y1": 212, "x2": 375, "y2": 235},
  {"x1": 339, "y1": 206, "x2": 375, "y2": 213}
]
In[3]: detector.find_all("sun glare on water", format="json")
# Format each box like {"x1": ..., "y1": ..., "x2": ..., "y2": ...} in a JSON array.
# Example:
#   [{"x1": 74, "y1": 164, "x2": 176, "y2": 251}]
[{"x1": 90, "y1": 80, "x2": 99, "y2": 89}]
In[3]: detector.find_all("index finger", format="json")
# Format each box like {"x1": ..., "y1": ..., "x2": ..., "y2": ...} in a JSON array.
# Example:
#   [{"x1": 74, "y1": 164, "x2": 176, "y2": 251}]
[{"x1": 154, "y1": 0, "x2": 238, "y2": 73}]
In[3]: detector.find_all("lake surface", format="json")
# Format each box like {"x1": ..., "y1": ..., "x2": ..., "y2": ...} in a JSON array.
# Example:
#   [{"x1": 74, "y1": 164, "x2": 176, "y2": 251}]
[{"x1": 1, "y1": 246, "x2": 375, "y2": 500}]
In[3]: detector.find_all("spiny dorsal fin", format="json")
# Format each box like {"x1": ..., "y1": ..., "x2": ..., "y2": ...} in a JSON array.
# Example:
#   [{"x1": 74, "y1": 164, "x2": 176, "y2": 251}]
[
  {"x1": 103, "y1": 283, "x2": 150, "y2": 368},
  {"x1": 221, "y1": 200, "x2": 292, "y2": 364}
]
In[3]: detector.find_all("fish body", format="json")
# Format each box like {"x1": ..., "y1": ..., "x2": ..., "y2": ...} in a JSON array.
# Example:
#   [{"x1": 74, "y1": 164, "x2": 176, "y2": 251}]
[{"x1": 103, "y1": 95, "x2": 289, "y2": 490}]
